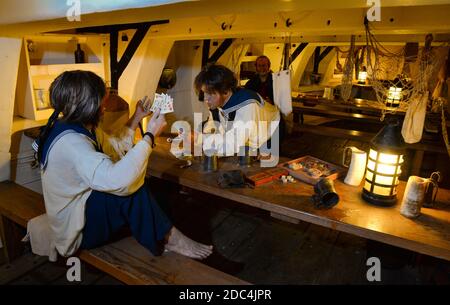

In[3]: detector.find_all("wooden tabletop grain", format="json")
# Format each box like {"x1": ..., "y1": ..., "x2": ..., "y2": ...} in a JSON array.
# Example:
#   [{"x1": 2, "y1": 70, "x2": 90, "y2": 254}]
[{"x1": 147, "y1": 137, "x2": 450, "y2": 261}]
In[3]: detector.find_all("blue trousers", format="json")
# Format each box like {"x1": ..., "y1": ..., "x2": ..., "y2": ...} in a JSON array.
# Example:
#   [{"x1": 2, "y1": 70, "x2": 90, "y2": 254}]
[{"x1": 80, "y1": 183, "x2": 173, "y2": 255}]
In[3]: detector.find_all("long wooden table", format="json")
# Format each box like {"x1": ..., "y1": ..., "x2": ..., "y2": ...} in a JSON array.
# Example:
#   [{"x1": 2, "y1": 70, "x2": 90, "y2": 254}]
[
  {"x1": 291, "y1": 96, "x2": 448, "y2": 177},
  {"x1": 147, "y1": 138, "x2": 450, "y2": 262}
]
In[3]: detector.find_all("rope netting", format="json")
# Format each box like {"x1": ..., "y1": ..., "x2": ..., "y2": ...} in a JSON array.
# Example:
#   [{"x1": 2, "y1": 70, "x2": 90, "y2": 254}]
[
  {"x1": 340, "y1": 35, "x2": 356, "y2": 102},
  {"x1": 338, "y1": 23, "x2": 448, "y2": 121}
]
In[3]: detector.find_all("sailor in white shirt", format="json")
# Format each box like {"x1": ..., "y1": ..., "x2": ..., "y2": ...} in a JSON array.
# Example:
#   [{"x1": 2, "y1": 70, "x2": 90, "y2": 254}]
[
  {"x1": 194, "y1": 64, "x2": 280, "y2": 164},
  {"x1": 32, "y1": 70, "x2": 212, "y2": 260}
]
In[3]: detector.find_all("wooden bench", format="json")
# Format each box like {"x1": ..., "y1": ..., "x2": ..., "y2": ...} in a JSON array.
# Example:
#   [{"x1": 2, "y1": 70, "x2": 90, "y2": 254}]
[{"x1": 0, "y1": 181, "x2": 248, "y2": 285}]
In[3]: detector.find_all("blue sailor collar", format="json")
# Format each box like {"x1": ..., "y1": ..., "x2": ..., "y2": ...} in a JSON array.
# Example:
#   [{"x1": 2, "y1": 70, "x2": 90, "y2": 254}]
[
  {"x1": 33, "y1": 120, "x2": 98, "y2": 170},
  {"x1": 220, "y1": 88, "x2": 265, "y2": 117}
]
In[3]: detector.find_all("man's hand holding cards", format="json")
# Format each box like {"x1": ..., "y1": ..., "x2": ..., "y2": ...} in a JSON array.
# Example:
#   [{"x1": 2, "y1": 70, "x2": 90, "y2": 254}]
[{"x1": 150, "y1": 93, "x2": 174, "y2": 114}]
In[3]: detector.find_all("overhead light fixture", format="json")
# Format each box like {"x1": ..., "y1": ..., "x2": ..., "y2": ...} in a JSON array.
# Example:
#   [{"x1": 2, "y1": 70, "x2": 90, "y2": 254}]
[{"x1": 362, "y1": 120, "x2": 405, "y2": 206}]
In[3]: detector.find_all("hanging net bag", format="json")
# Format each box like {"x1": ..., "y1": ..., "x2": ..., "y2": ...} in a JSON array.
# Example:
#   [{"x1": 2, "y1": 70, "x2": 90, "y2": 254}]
[{"x1": 364, "y1": 20, "x2": 448, "y2": 123}]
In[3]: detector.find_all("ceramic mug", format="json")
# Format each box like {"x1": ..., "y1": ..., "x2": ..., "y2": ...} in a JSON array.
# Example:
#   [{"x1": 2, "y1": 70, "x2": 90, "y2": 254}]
[
  {"x1": 313, "y1": 177, "x2": 340, "y2": 209},
  {"x1": 342, "y1": 146, "x2": 367, "y2": 186},
  {"x1": 400, "y1": 176, "x2": 430, "y2": 218}
]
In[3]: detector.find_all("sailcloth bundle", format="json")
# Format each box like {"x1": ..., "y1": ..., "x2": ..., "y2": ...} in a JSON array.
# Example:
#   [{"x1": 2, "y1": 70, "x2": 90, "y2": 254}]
[
  {"x1": 401, "y1": 91, "x2": 428, "y2": 143},
  {"x1": 272, "y1": 69, "x2": 293, "y2": 116}
]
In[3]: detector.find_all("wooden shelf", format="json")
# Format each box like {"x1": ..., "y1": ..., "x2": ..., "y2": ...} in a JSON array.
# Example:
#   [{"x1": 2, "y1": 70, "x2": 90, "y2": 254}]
[
  {"x1": 15, "y1": 34, "x2": 107, "y2": 121},
  {"x1": 12, "y1": 116, "x2": 47, "y2": 134},
  {"x1": 29, "y1": 62, "x2": 104, "y2": 76}
]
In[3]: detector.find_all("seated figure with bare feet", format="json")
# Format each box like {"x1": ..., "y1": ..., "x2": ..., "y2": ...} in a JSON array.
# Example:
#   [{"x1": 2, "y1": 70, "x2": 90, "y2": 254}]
[{"x1": 33, "y1": 70, "x2": 212, "y2": 260}]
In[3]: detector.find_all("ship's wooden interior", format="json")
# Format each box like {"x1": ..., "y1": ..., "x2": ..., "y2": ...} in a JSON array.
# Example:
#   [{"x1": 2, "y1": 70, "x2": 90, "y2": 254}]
[{"x1": 1, "y1": 0, "x2": 450, "y2": 285}]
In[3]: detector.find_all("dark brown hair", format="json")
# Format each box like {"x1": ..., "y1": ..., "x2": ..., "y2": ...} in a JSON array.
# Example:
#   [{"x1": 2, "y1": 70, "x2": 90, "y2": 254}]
[
  {"x1": 194, "y1": 64, "x2": 238, "y2": 95},
  {"x1": 50, "y1": 70, "x2": 106, "y2": 125},
  {"x1": 37, "y1": 70, "x2": 106, "y2": 164}
]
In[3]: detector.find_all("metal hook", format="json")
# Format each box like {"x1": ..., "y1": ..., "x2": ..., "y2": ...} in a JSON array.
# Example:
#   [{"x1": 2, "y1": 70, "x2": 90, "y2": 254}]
[{"x1": 286, "y1": 18, "x2": 292, "y2": 27}]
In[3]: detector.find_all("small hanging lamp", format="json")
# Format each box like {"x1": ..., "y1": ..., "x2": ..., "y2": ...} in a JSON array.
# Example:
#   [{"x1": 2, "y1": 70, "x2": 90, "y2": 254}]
[
  {"x1": 357, "y1": 66, "x2": 368, "y2": 84},
  {"x1": 386, "y1": 86, "x2": 402, "y2": 107}
]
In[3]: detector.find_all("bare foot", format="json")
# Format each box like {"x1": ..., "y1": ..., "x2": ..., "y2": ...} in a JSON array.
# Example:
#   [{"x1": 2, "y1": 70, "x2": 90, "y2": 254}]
[{"x1": 164, "y1": 227, "x2": 213, "y2": 259}]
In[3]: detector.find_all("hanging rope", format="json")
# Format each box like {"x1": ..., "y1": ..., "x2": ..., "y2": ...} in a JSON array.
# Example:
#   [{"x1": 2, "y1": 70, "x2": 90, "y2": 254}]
[
  {"x1": 335, "y1": 48, "x2": 343, "y2": 73},
  {"x1": 364, "y1": 20, "x2": 448, "y2": 121},
  {"x1": 341, "y1": 35, "x2": 356, "y2": 102}
]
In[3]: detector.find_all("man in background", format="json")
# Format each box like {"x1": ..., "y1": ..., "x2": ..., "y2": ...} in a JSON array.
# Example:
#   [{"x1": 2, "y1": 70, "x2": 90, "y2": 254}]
[
  {"x1": 245, "y1": 55, "x2": 286, "y2": 142},
  {"x1": 245, "y1": 55, "x2": 274, "y2": 105}
]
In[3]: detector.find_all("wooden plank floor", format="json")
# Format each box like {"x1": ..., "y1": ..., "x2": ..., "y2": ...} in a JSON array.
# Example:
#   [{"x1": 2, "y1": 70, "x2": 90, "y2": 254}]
[{"x1": 1, "y1": 119, "x2": 449, "y2": 284}]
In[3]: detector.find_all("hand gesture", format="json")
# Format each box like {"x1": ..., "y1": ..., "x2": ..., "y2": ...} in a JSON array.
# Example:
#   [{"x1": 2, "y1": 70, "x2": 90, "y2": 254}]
[
  {"x1": 134, "y1": 96, "x2": 151, "y2": 122},
  {"x1": 146, "y1": 108, "x2": 167, "y2": 137}
]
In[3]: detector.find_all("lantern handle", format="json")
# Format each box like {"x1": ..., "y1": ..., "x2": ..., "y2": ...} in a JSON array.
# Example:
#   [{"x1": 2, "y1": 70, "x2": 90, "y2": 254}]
[{"x1": 430, "y1": 171, "x2": 442, "y2": 183}]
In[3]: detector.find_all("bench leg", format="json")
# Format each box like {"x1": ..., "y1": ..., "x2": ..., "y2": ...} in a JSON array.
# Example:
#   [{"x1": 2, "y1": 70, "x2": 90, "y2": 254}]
[{"x1": 0, "y1": 215, "x2": 27, "y2": 263}]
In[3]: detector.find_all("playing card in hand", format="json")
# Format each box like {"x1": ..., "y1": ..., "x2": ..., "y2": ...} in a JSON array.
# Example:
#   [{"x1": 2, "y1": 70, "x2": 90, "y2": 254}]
[
  {"x1": 160, "y1": 95, "x2": 174, "y2": 114},
  {"x1": 150, "y1": 93, "x2": 174, "y2": 114}
]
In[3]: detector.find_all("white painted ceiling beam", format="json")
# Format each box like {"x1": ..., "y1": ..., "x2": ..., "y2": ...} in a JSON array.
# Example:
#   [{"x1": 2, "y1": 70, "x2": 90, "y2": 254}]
[{"x1": 1, "y1": 1, "x2": 450, "y2": 38}]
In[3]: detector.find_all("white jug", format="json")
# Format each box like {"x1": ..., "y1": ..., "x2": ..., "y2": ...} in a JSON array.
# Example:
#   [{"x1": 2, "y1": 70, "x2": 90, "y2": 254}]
[{"x1": 342, "y1": 146, "x2": 367, "y2": 186}]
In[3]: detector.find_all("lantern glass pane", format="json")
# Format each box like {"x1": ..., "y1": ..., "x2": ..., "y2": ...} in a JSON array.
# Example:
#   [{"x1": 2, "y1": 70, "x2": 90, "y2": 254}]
[
  {"x1": 366, "y1": 170, "x2": 373, "y2": 181},
  {"x1": 367, "y1": 160, "x2": 376, "y2": 171},
  {"x1": 377, "y1": 163, "x2": 397, "y2": 175},
  {"x1": 364, "y1": 181, "x2": 372, "y2": 192},
  {"x1": 358, "y1": 71, "x2": 367, "y2": 82},
  {"x1": 374, "y1": 174, "x2": 394, "y2": 186},
  {"x1": 379, "y1": 152, "x2": 398, "y2": 164},
  {"x1": 373, "y1": 185, "x2": 391, "y2": 196},
  {"x1": 369, "y1": 149, "x2": 378, "y2": 160}
]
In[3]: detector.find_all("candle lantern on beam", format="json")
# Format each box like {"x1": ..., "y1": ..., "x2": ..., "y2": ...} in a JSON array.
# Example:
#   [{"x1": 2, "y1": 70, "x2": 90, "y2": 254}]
[
  {"x1": 362, "y1": 120, "x2": 405, "y2": 206},
  {"x1": 386, "y1": 86, "x2": 402, "y2": 107},
  {"x1": 357, "y1": 66, "x2": 368, "y2": 84}
]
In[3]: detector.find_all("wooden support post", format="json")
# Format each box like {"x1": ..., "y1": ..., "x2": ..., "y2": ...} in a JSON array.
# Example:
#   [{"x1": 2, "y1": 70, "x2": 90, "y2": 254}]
[
  {"x1": 116, "y1": 24, "x2": 151, "y2": 79},
  {"x1": 110, "y1": 30, "x2": 119, "y2": 90},
  {"x1": 313, "y1": 46, "x2": 334, "y2": 74},
  {"x1": 78, "y1": 20, "x2": 169, "y2": 90},
  {"x1": 201, "y1": 39, "x2": 211, "y2": 68},
  {"x1": 313, "y1": 47, "x2": 321, "y2": 74},
  {"x1": 283, "y1": 43, "x2": 290, "y2": 70},
  {"x1": 289, "y1": 43, "x2": 308, "y2": 64},
  {"x1": 208, "y1": 38, "x2": 234, "y2": 64}
]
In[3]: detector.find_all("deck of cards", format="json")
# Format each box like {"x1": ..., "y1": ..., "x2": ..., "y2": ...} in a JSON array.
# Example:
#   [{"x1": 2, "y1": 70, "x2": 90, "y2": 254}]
[{"x1": 150, "y1": 93, "x2": 174, "y2": 114}]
